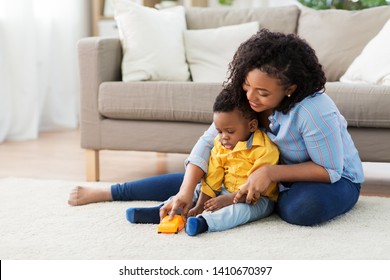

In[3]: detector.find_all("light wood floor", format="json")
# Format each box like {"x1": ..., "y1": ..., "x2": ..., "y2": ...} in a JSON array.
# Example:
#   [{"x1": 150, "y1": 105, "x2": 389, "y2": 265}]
[
  {"x1": 0, "y1": 129, "x2": 388, "y2": 197},
  {"x1": 0, "y1": 129, "x2": 188, "y2": 183}
]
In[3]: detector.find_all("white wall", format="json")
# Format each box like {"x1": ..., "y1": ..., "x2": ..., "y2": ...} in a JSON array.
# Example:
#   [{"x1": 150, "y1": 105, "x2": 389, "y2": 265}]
[{"x1": 0, "y1": 0, "x2": 92, "y2": 142}]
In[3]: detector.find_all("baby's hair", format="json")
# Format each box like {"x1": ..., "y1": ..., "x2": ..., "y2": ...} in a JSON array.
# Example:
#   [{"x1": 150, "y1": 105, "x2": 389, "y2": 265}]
[
  {"x1": 213, "y1": 89, "x2": 257, "y2": 121},
  {"x1": 224, "y1": 29, "x2": 326, "y2": 114}
]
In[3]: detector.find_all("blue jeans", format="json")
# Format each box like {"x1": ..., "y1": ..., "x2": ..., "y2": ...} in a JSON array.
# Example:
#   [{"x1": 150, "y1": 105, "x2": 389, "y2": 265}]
[
  {"x1": 111, "y1": 173, "x2": 184, "y2": 202},
  {"x1": 111, "y1": 173, "x2": 360, "y2": 226},
  {"x1": 199, "y1": 188, "x2": 274, "y2": 232},
  {"x1": 276, "y1": 178, "x2": 361, "y2": 226}
]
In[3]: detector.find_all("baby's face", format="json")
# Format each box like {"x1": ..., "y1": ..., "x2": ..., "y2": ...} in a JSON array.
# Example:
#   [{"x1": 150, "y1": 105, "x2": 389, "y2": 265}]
[{"x1": 213, "y1": 109, "x2": 255, "y2": 150}]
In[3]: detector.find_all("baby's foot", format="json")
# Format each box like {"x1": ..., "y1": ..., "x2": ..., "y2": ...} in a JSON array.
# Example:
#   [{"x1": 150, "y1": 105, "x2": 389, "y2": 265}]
[
  {"x1": 185, "y1": 216, "x2": 208, "y2": 236},
  {"x1": 68, "y1": 186, "x2": 112, "y2": 206}
]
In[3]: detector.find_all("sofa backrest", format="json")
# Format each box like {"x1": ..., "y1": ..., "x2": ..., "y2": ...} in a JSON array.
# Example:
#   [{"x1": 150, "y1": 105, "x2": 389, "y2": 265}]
[
  {"x1": 185, "y1": 5, "x2": 300, "y2": 34},
  {"x1": 297, "y1": 5, "x2": 390, "y2": 82},
  {"x1": 185, "y1": 5, "x2": 390, "y2": 83}
]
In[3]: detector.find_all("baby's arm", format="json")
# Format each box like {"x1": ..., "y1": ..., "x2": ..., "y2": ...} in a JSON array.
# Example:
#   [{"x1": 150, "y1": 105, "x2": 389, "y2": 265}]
[
  {"x1": 188, "y1": 191, "x2": 212, "y2": 217},
  {"x1": 161, "y1": 124, "x2": 217, "y2": 219}
]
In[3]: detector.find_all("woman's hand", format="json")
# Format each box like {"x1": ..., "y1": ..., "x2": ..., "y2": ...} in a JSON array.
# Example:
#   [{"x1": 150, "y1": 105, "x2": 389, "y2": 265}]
[
  {"x1": 159, "y1": 190, "x2": 193, "y2": 221},
  {"x1": 234, "y1": 165, "x2": 273, "y2": 204}
]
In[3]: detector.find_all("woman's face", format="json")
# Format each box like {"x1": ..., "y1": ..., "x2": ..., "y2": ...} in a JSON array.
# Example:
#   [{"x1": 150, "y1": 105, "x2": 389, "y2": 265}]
[{"x1": 243, "y1": 69, "x2": 295, "y2": 113}]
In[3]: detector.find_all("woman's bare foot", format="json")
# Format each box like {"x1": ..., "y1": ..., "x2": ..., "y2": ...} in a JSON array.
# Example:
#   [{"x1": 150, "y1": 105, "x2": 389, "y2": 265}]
[{"x1": 68, "y1": 186, "x2": 112, "y2": 206}]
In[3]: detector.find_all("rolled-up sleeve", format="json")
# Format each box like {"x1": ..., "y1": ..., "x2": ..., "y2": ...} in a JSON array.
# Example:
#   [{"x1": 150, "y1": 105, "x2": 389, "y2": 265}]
[
  {"x1": 301, "y1": 108, "x2": 344, "y2": 183},
  {"x1": 184, "y1": 123, "x2": 218, "y2": 173}
]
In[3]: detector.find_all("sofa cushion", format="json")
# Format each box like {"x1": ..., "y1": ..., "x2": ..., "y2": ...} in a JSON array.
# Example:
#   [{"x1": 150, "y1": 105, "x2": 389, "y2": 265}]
[
  {"x1": 98, "y1": 81, "x2": 390, "y2": 129},
  {"x1": 340, "y1": 18, "x2": 390, "y2": 86},
  {"x1": 114, "y1": 1, "x2": 190, "y2": 82},
  {"x1": 326, "y1": 82, "x2": 390, "y2": 129},
  {"x1": 185, "y1": 5, "x2": 300, "y2": 34},
  {"x1": 98, "y1": 82, "x2": 222, "y2": 123},
  {"x1": 298, "y1": 6, "x2": 390, "y2": 82},
  {"x1": 183, "y1": 22, "x2": 259, "y2": 83}
]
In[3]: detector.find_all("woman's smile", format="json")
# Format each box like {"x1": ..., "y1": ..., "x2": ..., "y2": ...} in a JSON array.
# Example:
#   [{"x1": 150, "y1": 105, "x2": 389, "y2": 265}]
[{"x1": 248, "y1": 100, "x2": 260, "y2": 109}]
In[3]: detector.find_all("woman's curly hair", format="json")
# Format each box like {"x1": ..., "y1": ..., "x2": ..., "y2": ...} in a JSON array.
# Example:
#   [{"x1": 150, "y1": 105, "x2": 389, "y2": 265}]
[{"x1": 224, "y1": 29, "x2": 326, "y2": 114}]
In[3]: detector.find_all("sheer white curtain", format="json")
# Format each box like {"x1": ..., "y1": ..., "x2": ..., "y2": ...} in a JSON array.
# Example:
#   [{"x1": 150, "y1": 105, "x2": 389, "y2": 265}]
[{"x1": 0, "y1": 0, "x2": 90, "y2": 142}]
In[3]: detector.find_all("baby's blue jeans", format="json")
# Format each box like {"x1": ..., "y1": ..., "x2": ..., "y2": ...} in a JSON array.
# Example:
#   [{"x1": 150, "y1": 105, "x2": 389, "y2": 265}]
[{"x1": 196, "y1": 187, "x2": 274, "y2": 232}]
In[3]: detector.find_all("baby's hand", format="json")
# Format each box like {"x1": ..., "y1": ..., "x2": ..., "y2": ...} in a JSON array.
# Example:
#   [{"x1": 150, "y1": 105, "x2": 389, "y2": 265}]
[
  {"x1": 188, "y1": 205, "x2": 204, "y2": 217},
  {"x1": 204, "y1": 194, "x2": 234, "y2": 212}
]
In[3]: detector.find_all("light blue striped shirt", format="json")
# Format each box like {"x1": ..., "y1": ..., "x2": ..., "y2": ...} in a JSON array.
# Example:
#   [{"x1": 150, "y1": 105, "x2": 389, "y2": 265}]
[{"x1": 186, "y1": 93, "x2": 364, "y2": 184}]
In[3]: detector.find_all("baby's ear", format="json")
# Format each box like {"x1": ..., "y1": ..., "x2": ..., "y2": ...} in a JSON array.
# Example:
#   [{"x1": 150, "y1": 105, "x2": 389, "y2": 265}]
[{"x1": 249, "y1": 119, "x2": 258, "y2": 132}]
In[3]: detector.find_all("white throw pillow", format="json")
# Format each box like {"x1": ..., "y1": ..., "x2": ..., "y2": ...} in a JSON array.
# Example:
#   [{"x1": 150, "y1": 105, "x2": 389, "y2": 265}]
[
  {"x1": 114, "y1": 0, "x2": 190, "y2": 81},
  {"x1": 184, "y1": 22, "x2": 259, "y2": 83},
  {"x1": 340, "y1": 18, "x2": 390, "y2": 86}
]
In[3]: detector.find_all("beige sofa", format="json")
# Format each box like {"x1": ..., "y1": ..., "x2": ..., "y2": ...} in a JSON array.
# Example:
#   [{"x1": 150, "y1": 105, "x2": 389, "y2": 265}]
[{"x1": 78, "y1": 5, "x2": 390, "y2": 181}]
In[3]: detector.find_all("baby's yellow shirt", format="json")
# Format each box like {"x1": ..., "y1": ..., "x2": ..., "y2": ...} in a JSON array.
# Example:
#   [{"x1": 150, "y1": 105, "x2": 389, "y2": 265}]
[{"x1": 201, "y1": 129, "x2": 280, "y2": 202}]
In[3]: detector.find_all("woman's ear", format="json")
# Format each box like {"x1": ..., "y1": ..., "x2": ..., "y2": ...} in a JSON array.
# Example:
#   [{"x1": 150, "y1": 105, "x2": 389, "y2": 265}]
[
  {"x1": 286, "y1": 84, "x2": 297, "y2": 97},
  {"x1": 249, "y1": 119, "x2": 258, "y2": 132}
]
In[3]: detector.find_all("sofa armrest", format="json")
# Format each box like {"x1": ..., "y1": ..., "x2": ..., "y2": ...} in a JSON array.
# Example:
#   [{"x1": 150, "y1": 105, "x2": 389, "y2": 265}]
[{"x1": 78, "y1": 37, "x2": 122, "y2": 149}]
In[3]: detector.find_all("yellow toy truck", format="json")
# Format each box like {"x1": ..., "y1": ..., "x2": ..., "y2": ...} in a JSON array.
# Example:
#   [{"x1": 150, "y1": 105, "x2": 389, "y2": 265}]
[{"x1": 157, "y1": 215, "x2": 185, "y2": 234}]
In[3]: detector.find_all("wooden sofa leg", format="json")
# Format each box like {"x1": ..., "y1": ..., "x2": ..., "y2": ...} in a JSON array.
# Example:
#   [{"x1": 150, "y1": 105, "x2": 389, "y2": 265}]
[
  {"x1": 86, "y1": 149, "x2": 100, "y2": 182},
  {"x1": 157, "y1": 152, "x2": 167, "y2": 174}
]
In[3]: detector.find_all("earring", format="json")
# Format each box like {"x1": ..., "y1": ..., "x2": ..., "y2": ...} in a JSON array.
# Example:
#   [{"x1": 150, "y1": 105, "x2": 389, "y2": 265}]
[{"x1": 287, "y1": 94, "x2": 291, "y2": 98}]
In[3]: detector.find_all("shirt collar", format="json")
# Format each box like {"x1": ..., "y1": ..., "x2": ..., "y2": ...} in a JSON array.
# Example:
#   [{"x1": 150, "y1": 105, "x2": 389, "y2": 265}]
[
  {"x1": 245, "y1": 131, "x2": 255, "y2": 149},
  {"x1": 226, "y1": 130, "x2": 264, "y2": 152}
]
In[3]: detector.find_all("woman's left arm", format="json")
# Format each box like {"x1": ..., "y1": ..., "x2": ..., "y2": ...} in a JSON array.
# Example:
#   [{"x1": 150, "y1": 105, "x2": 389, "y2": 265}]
[
  {"x1": 267, "y1": 161, "x2": 330, "y2": 183},
  {"x1": 300, "y1": 102, "x2": 345, "y2": 184},
  {"x1": 235, "y1": 162, "x2": 330, "y2": 204}
]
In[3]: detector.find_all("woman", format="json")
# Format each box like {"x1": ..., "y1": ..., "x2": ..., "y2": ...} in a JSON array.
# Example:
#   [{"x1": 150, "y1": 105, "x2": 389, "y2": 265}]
[{"x1": 69, "y1": 29, "x2": 364, "y2": 226}]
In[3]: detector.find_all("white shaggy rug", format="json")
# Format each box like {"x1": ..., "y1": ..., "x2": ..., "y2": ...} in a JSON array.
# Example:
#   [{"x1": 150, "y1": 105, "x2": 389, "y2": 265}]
[{"x1": 0, "y1": 177, "x2": 389, "y2": 260}]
